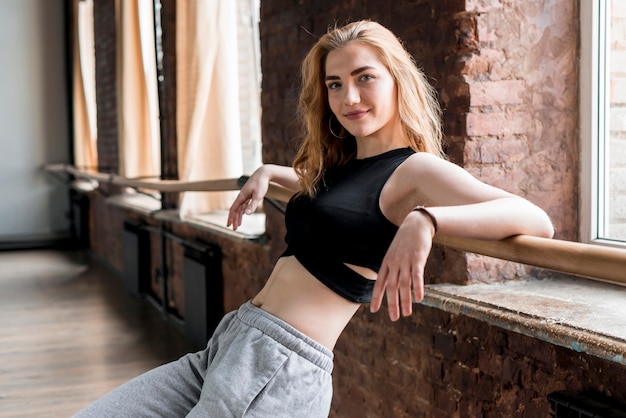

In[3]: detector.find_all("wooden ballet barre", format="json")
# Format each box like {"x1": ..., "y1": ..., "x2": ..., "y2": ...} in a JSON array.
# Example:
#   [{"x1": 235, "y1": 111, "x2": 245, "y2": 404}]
[
  {"x1": 45, "y1": 163, "x2": 240, "y2": 192},
  {"x1": 434, "y1": 235, "x2": 626, "y2": 285},
  {"x1": 45, "y1": 164, "x2": 626, "y2": 285},
  {"x1": 44, "y1": 163, "x2": 294, "y2": 202}
]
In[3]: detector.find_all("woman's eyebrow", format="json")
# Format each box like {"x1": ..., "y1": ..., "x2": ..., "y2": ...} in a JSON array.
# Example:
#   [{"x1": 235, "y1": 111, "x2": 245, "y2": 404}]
[
  {"x1": 325, "y1": 65, "x2": 376, "y2": 81},
  {"x1": 351, "y1": 65, "x2": 375, "y2": 76}
]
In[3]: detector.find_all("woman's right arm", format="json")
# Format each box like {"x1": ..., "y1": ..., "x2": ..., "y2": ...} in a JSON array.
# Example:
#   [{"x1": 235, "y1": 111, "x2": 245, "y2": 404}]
[
  {"x1": 227, "y1": 164, "x2": 298, "y2": 231},
  {"x1": 260, "y1": 164, "x2": 300, "y2": 191}
]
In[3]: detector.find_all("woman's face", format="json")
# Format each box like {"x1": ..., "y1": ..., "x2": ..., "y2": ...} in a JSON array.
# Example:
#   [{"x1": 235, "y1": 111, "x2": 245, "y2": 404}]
[{"x1": 324, "y1": 42, "x2": 400, "y2": 142}]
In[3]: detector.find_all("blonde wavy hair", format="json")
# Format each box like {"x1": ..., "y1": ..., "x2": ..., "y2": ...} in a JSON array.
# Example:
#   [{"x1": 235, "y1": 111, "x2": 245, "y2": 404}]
[{"x1": 293, "y1": 20, "x2": 445, "y2": 197}]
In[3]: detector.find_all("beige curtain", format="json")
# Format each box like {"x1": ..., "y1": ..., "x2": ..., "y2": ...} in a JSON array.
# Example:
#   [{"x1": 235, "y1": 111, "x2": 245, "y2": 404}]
[
  {"x1": 237, "y1": 0, "x2": 263, "y2": 176},
  {"x1": 117, "y1": 0, "x2": 160, "y2": 179},
  {"x1": 72, "y1": 0, "x2": 98, "y2": 169},
  {"x1": 177, "y1": 0, "x2": 243, "y2": 217}
]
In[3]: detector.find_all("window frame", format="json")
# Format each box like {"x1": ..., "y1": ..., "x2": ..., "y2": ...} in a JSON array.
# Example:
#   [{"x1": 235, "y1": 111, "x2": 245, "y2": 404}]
[{"x1": 580, "y1": 0, "x2": 626, "y2": 249}]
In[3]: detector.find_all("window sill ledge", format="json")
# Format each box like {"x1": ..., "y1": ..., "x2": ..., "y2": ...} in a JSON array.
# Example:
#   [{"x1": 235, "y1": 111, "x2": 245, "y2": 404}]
[
  {"x1": 103, "y1": 193, "x2": 266, "y2": 243},
  {"x1": 423, "y1": 275, "x2": 626, "y2": 366},
  {"x1": 106, "y1": 193, "x2": 161, "y2": 216},
  {"x1": 70, "y1": 179, "x2": 99, "y2": 193},
  {"x1": 155, "y1": 209, "x2": 267, "y2": 243}
]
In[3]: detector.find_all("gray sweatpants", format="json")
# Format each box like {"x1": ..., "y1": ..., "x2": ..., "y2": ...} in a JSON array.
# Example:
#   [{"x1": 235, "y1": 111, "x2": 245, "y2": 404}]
[{"x1": 74, "y1": 301, "x2": 334, "y2": 417}]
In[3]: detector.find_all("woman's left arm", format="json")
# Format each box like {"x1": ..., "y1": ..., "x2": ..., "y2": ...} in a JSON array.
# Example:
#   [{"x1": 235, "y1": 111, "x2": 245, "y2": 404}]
[
  {"x1": 425, "y1": 196, "x2": 554, "y2": 240},
  {"x1": 370, "y1": 153, "x2": 554, "y2": 321}
]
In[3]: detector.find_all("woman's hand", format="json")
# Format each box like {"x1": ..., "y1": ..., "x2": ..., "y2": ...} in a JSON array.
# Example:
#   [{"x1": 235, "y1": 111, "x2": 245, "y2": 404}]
[
  {"x1": 227, "y1": 164, "x2": 299, "y2": 231},
  {"x1": 227, "y1": 166, "x2": 271, "y2": 231},
  {"x1": 370, "y1": 209, "x2": 436, "y2": 321}
]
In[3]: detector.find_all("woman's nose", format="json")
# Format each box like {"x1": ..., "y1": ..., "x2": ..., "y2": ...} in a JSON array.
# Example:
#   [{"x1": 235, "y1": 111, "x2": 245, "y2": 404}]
[{"x1": 343, "y1": 84, "x2": 360, "y2": 105}]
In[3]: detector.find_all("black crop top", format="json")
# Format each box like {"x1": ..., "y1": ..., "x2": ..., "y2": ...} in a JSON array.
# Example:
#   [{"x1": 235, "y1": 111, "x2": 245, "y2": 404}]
[{"x1": 282, "y1": 147, "x2": 415, "y2": 303}]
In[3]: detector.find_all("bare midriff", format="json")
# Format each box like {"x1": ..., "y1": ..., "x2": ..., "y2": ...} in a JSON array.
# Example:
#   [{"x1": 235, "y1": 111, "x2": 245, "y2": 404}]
[{"x1": 251, "y1": 255, "x2": 376, "y2": 350}]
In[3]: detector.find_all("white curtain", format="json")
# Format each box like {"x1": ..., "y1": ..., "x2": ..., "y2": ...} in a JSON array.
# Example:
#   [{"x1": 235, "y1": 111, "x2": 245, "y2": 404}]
[
  {"x1": 117, "y1": 0, "x2": 160, "y2": 179},
  {"x1": 72, "y1": 0, "x2": 98, "y2": 169},
  {"x1": 236, "y1": 0, "x2": 263, "y2": 176},
  {"x1": 176, "y1": 0, "x2": 243, "y2": 218}
]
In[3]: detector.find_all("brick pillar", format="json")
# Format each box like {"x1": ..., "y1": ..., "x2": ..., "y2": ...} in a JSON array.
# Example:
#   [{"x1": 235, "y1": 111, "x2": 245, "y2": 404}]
[
  {"x1": 155, "y1": 0, "x2": 179, "y2": 209},
  {"x1": 93, "y1": 0, "x2": 119, "y2": 176}
]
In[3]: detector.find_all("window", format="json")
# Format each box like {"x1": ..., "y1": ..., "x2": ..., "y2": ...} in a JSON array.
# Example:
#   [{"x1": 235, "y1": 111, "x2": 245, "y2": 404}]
[
  {"x1": 72, "y1": 0, "x2": 98, "y2": 169},
  {"x1": 175, "y1": 0, "x2": 262, "y2": 217},
  {"x1": 72, "y1": 0, "x2": 262, "y2": 216},
  {"x1": 581, "y1": 0, "x2": 626, "y2": 247},
  {"x1": 118, "y1": 0, "x2": 161, "y2": 181}
]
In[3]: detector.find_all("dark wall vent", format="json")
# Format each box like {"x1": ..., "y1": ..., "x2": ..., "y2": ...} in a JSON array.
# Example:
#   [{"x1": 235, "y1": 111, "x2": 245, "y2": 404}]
[
  {"x1": 183, "y1": 242, "x2": 223, "y2": 349},
  {"x1": 548, "y1": 391, "x2": 626, "y2": 418},
  {"x1": 122, "y1": 219, "x2": 151, "y2": 296},
  {"x1": 70, "y1": 191, "x2": 90, "y2": 249}
]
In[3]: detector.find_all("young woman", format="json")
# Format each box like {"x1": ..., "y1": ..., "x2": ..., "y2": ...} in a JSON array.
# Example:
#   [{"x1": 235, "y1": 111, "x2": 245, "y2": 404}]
[{"x1": 75, "y1": 20, "x2": 553, "y2": 417}]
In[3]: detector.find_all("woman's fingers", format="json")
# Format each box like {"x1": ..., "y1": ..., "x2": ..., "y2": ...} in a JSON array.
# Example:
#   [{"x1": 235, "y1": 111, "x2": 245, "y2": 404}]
[
  {"x1": 399, "y1": 268, "x2": 414, "y2": 317},
  {"x1": 412, "y1": 269, "x2": 425, "y2": 304},
  {"x1": 370, "y1": 265, "x2": 387, "y2": 314},
  {"x1": 372, "y1": 246, "x2": 428, "y2": 321},
  {"x1": 227, "y1": 192, "x2": 252, "y2": 230},
  {"x1": 244, "y1": 197, "x2": 261, "y2": 215},
  {"x1": 385, "y1": 279, "x2": 400, "y2": 321},
  {"x1": 371, "y1": 263, "x2": 412, "y2": 321}
]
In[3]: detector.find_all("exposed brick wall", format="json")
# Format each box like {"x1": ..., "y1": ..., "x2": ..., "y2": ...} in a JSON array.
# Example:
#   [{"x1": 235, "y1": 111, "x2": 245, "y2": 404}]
[
  {"x1": 457, "y1": 0, "x2": 579, "y2": 279},
  {"x1": 88, "y1": 193, "x2": 125, "y2": 272},
  {"x1": 93, "y1": 0, "x2": 119, "y2": 174},
  {"x1": 336, "y1": 307, "x2": 626, "y2": 417},
  {"x1": 155, "y1": 0, "x2": 179, "y2": 210},
  {"x1": 459, "y1": 0, "x2": 579, "y2": 242}
]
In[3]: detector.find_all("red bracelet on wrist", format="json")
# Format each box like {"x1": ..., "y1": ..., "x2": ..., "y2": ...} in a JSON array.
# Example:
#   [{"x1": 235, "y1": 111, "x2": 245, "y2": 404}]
[{"x1": 412, "y1": 206, "x2": 438, "y2": 233}]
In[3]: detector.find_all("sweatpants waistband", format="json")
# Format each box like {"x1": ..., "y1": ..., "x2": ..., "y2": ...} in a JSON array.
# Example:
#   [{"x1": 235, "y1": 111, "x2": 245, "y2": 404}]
[{"x1": 236, "y1": 301, "x2": 334, "y2": 374}]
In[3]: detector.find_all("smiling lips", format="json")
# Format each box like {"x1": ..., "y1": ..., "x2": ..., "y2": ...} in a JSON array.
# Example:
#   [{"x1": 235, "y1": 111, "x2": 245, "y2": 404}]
[{"x1": 343, "y1": 110, "x2": 369, "y2": 120}]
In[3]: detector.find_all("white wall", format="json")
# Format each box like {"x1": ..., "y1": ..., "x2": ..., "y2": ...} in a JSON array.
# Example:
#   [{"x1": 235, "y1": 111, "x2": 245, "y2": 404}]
[{"x1": 0, "y1": 0, "x2": 70, "y2": 243}]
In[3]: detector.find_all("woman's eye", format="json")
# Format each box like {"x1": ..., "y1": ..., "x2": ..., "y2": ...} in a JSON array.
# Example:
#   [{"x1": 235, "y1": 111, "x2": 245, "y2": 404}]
[
  {"x1": 360, "y1": 74, "x2": 373, "y2": 82},
  {"x1": 327, "y1": 82, "x2": 340, "y2": 90}
]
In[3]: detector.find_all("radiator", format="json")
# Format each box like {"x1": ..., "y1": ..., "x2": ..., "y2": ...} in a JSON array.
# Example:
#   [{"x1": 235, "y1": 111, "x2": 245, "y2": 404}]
[
  {"x1": 70, "y1": 191, "x2": 90, "y2": 249},
  {"x1": 548, "y1": 390, "x2": 626, "y2": 417},
  {"x1": 122, "y1": 219, "x2": 151, "y2": 296},
  {"x1": 183, "y1": 242, "x2": 223, "y2": 349}
]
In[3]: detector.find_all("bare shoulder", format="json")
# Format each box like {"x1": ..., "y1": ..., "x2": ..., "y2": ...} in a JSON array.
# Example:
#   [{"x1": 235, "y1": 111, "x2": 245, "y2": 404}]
[
  {"x1": 398, "y1": 152, "x2": 463, "y2": 176},
  {"x1": 390, "y1": 152, "x2": 466, "y2": 194},
  {"x1": 380, "y1": 153, "x2": 449, "y2": 222},
  {"x1": 384, "y1": 151, "x2": 513, "y2": 209}
]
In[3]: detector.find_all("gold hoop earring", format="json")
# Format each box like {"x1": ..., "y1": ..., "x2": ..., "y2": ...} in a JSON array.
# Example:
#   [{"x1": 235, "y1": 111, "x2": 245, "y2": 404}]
[{"x1": 328, "y1": 114, "x2": 348, "y2": 139}]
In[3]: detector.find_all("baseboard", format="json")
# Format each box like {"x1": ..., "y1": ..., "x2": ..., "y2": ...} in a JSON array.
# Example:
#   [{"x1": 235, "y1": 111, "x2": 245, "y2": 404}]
[{"x1": 0, "y1": 232, "x2": 76, "y2": 251}]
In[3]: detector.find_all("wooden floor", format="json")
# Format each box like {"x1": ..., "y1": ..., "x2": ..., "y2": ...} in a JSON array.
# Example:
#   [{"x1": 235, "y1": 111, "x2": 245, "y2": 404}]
[{"x1": 0, "y1": 249, "x2": 196, "y2": 417}]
